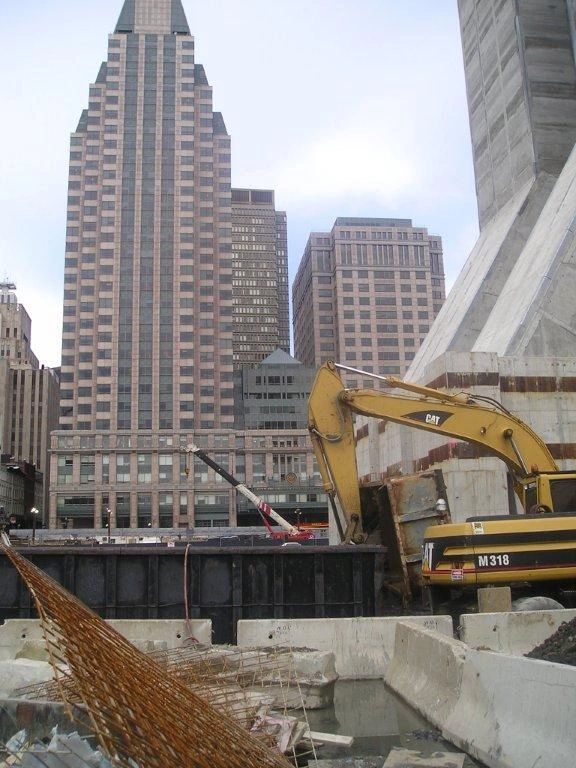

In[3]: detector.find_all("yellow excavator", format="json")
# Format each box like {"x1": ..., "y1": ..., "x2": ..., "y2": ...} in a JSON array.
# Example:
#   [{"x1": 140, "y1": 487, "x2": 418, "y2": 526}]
[{"x1": 309, "y1": 361, "x2": 576, "y2": 608}]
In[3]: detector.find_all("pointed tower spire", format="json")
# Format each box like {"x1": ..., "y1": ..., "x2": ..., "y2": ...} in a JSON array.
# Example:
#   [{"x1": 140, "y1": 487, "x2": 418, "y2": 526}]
[{"x1": 115, "y1": 0, "x2": 190, "y2": 35}]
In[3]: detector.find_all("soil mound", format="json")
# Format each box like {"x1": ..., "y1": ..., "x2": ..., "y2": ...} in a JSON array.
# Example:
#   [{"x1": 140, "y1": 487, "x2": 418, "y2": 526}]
[{"x1": 525, "y1": 617, "x2": 576, "y2": 666}]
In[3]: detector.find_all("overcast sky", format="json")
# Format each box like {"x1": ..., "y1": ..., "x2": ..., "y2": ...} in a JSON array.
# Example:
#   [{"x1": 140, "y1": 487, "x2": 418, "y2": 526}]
[{"x1": 0, "y1": 0, "x2": 478, "y2": 368}]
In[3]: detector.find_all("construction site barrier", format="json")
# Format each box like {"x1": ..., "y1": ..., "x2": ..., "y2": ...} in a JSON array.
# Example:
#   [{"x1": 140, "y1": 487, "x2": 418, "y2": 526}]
[
  {"x1": 237, "y1": 615, "x2": 453, "y2": 678},
  {"x1": 0, "y1": 619, "x2": 212, "y2": 660},
  {"x1": 459, "y1": 609, "x2": 576, "y2": 654},
  {"x1": 385, "y1": 621, "x2": 575, "y2": 768}
]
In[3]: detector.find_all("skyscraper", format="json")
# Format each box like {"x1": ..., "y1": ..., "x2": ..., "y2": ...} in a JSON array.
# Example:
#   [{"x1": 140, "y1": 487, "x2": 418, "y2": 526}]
[
  {"x1": 51, "y1": 0, "x2": 235, "y2": 528},
  {"x1": 293, "y1": 218, "x2": 445, "y2": 379},
  {"x1": 231, "y1": 189, "x2": 289, "y2": 367}
]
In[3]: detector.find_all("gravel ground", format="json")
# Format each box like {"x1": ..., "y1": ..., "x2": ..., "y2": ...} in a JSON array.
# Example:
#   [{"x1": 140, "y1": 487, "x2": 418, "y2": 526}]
[{"x1": 525, "y1": 617, "x2": 576, "y2": 666}]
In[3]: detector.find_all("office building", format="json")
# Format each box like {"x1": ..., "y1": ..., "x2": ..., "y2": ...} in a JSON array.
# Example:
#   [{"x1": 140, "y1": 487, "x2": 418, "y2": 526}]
[
  {"x1": 231, "y1": 189, "x2": 289, "y2": 367},
  {"x1": 50, "y1": 0, "x2": 235, "y2": 528},
  {"x1": 0, "y1": 282, "x2": 38, "y2": 368},
  {"x1": 49, "y1": 0, "x2": 325, "y2": 531},
  {"x1": 0, "y1": 284, "x2": 59, "y2": 521},
  {"x1": 233, "y1": 349, "x2": 327, "y2": 526},
  {"x1": 293, "y1": 218, "x2": 445, "y2": 379}
]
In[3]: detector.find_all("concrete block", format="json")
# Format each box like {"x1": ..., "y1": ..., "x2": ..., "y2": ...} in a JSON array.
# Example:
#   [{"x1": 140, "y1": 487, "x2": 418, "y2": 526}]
[
  {"x1": 384, "y1": 622, "x2": 467, "y2": 724},
  {"x1": 236, "y1": 616, "x2": 453, "y2": 679},
  {"x1": 254, "y1": 648, "x2": 337, "y2": 710},
  {"x1": 0, "y1": 619, "x2": 212, "y2": 660},
  {"x1": 314, "y1": 760, "x2": 385, "y2": 768},
  {"x1": 384, "y1": 748, "x2": 464, "y2": 767},
  {"x1": 385, "y1": 620, "x2": 576, "y2": 768},
  {"x1": 459, "y1": 609, "x2": 576, "y2": 654},
  {"x1": 477, "y1": 586, "x2": 511, "y2": 613},
  {"x1": 14, "y1": 640, "x2": 51, "y2": 662},
  {"x1": 0, "y1": 659, "x2": 54, "y2": 698}
]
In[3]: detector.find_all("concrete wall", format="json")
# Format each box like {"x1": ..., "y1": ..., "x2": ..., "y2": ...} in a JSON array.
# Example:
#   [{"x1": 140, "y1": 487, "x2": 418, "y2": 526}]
[
  {"x1": 0, "y1": 619, "x2": 212, "y2": 660},
  {"x1": 459, "y1": 608, "x2": 576, "y2": 653},
  {"x1": 458, "y1": 0, "x2": 576, "y2": 230},
  {"x1": 386, "y1": 620, "x2": 576, "y2": 768},
  {"x1": 236, "y1": 616, "x2": 453, "y2": 679},
  {"x1": 356, "y1": 352, "x2": 576, "y2": 521}
]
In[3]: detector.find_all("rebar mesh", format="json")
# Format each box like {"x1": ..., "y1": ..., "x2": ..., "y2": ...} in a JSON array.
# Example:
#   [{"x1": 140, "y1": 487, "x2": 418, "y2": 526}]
[{"x1": 0, "y1": 542, "x2": 304, "y2": 767}]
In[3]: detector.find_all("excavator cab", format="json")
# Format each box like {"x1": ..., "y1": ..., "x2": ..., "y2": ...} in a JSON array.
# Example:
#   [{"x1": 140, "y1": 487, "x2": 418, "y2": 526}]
[{"x1": 521, "y1": 473, "x2": 576, "y2": 514}]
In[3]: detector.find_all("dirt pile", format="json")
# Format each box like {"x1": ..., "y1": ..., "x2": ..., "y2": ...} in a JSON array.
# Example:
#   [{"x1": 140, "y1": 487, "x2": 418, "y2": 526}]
[{"x1": 525, "y1": 617, "x2": 576, "y2": 666}]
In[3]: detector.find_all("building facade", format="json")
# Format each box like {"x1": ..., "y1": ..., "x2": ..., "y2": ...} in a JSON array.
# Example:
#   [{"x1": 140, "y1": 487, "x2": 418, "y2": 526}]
[
  {"x1": 231, "y1": 189, "x2": 289, "y2": 367},
  {"x1": 51, "y1": 0, "x2": 236, "y2": 528},
  {"x1": 0, "y1": 282, "x2": 38, "y2": 368},
  {"x1": 292, "y1": 218, "x2": 445, "y2": 380},
  {"x1": 233, "y1": 349, "x2": 327, "y2": 527},
  {"x1": 0, "y1": 284, "x2": 59, "y2": 522},
  {"x1": 49, "y1": 0, "x2": 325, "y2": 531}
]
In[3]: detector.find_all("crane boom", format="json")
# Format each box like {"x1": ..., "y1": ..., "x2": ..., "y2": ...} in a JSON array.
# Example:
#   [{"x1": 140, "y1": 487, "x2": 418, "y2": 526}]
[{"x1": 183, "y1": 444, "x2": 312, "y2": 540}]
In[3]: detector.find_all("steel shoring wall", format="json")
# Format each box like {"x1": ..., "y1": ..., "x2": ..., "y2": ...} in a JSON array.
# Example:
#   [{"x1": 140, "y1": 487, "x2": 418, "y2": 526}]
[
  {"x1": 0, "y1": 546, "x2": 386, "y2": 643},
  {"x1": 0, "y1": 543, "x2": 294, "y2": 768}
]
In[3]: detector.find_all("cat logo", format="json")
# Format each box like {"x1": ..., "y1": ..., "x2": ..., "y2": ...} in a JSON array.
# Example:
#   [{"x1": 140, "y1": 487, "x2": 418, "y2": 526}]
[
  {"x1": 422, "y1": 541, "x2": 435, "y2": 570},
  {"x1": 405, "y1": 410, "x2": 452, "y2": 427}
]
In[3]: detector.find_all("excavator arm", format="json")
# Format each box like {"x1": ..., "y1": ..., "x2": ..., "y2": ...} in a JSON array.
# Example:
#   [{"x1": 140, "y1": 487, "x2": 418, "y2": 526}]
[{"x1": 308, "y1": 361, "x2": 558, "y2": 543}]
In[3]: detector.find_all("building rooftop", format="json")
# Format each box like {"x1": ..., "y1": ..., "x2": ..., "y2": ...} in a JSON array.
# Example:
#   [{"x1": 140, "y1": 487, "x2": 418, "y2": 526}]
[
  {"x1": 115, "y1": 0, "x2": 191, "y2": 35},
  {"x1": 260, "y1": 349, "x2": 302, "y2": 366},
  {"x1": 334, "y1": 217, "x2": 413, "y2": 228}
]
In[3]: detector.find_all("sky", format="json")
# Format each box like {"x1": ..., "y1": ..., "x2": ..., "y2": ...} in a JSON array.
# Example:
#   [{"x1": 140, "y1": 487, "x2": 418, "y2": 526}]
[{"x1": 0, "y1": 0, "x2": 479, "y2": 368}]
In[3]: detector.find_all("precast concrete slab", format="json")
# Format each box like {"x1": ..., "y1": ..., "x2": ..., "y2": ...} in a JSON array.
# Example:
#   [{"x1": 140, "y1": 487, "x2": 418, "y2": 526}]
[
  {"x1": 236, "y1": 616, "x2": 453, "y2": 679},
  {"x1": 0, "y1": 659, "x2": 54, "y2": 698},
  {"x1": 386, "y1": 620, "x2": 576, "y2": 768},
  {"x1": 0, "y1": 618, "x2": 212, "y2": 660},
  {"x1": 384, "y1": 748, "x2": 465, "y2": 767},
  {"x1": 459, "y1": 609, "x2": 576, "y2": 654}
]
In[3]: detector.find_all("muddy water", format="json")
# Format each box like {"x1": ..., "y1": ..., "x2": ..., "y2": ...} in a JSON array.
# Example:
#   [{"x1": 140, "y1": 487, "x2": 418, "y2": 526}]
[{"x1": 303, "y1": 680, "x2": 484, "y2": 766}]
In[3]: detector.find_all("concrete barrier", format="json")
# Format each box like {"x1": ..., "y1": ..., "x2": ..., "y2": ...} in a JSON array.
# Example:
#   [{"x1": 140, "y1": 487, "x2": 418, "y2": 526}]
[
  {"x1": 459, "y1": 609, "x2": 576, "y2": 654},
  {"x1": 236, "y1": 616, "x2": 453, "y2": 679},
  {"x1": 0, "y1": 619, "x2": 212, "y2": 660},
  {"x1": 386, "y1": 621, "x2": 576, "y2": 768}
]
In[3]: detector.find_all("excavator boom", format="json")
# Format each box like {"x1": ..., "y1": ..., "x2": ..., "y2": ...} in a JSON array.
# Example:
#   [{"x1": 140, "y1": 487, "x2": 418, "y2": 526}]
[{"x1": 308, "y1": 361, "x2": 558, "y2": 542}]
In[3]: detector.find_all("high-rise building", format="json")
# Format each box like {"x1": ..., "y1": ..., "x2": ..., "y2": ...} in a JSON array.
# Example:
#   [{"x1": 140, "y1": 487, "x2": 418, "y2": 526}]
[
  {"x1": 0, "y1": 284, "x2": 59, "y2": 522},
  {"x1": 231, "y1": 189, "x2": 289, "y2": 367},
  {"x1": 0, "y1": 282, "x2": 38, "y2": 368},
  {"x1": 50, "y1": 0, "x2": 235, "y2": 528},
  {"x1": 292, "y1": 218, "x2": 445, "y2": 379}
]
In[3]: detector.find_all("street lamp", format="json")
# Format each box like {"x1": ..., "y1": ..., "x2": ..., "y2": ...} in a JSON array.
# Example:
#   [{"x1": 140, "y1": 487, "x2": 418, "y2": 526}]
[
  {"x1": 30, "y1": 507, "x2": 40, "y2": 544},
  {"x1": 105, "y1": 507, "x2": 112, "y2": 543}
]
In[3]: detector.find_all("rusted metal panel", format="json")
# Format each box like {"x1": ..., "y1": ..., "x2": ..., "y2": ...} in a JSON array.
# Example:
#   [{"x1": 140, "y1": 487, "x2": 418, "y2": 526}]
[{"x1": 383, "y1": 470, "x2": 450, "y2": 600}]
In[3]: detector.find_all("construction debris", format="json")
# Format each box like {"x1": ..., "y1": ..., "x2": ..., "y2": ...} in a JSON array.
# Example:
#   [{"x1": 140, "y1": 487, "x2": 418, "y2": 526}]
[
  {"x1": 525, "y1": 616, "x2": 576, "y2": 666},
  {"x1": 4, "y1": 727, "x2": 111, "y2": 767}
]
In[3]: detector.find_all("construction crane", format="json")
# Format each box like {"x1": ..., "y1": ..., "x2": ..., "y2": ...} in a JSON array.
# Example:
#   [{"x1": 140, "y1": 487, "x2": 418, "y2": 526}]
[{"x1": 182, "y1": 444, "x2": 313, "y2": 542}]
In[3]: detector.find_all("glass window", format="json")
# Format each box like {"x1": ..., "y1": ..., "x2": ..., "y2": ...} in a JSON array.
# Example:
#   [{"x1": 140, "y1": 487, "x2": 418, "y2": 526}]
[
  {"x1": 116, "y1": 453, "x2": 131, "y2": 482},
  {"x1": 57, "y1": 455, "x2": 74, "y2": 485},
  {"x1": 159, "y1": 454, "x2": 173, "y2": 483},
  {"x1": 137, "y1": 454, "x2": 152, "y2": 483}
]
